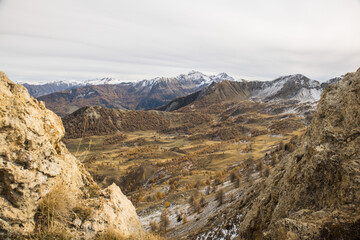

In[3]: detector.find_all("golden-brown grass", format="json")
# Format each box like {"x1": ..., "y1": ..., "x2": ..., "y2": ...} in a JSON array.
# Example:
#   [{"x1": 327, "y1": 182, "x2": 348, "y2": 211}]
[
  {"x1": 37, "y1": 184, "x2": 75, "y2": 232},
  {"x1": 96, "y1": 228, "x2": 165, "y2": 240}
]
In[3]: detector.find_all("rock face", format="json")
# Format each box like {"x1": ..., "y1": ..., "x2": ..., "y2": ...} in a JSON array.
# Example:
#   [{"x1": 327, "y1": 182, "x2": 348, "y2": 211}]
[
  {"x1": 194, "y1": 68, "x2": 360, "y2": 239},
  {"x1": 0, "y1": 72, "x2": 142, "y2": 238}
]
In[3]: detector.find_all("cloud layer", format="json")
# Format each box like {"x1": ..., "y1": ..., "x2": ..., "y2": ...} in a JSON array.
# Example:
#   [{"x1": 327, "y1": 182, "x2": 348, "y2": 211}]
[{"x1": 0, "y1": 0, "x2": 360, "y2": 82}]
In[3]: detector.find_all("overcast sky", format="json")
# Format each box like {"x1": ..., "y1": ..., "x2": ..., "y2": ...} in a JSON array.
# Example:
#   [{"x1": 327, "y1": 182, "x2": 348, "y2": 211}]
[{"x1": 0, "y1": 0, "x2": 360, "y2": 83}]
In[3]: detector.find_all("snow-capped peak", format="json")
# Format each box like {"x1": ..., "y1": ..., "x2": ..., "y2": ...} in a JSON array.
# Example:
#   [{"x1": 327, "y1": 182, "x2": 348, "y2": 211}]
[
  {"x1": 210, "y1": 72, "x2": 235, "y2": 82},
  {"x1": 83, "y1": 77, "x2": 124, "y2": 85}
]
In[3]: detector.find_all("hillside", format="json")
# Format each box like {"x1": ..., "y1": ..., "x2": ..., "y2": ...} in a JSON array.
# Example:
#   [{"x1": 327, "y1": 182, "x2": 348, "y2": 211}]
[
  {"x1": 62, "y1": 106, "x2": 172, "y2": 138},
  {"x1": 158, "y1": 80, "x2": 250, "y2": 112},
  {"x1": 191, "y1": 68, "x2": 360, "y2": 239}
]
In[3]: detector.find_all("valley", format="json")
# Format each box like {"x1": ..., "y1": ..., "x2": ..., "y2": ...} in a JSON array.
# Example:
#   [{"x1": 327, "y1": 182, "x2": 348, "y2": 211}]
[
  {"x1": 2, "y1": 68, "x2": 360, "y2": 240},
  {"x1": 63, "y1": 102, "x2": 306, "y2": 238},
  {"x1": 2, "y1": 1, "x2": 359, "y2": 239}
]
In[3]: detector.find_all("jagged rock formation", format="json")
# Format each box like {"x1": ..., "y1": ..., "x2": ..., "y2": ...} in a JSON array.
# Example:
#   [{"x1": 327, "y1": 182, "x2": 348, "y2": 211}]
[
  {"x1": 193, "y1": 68, "x2": 360, "y2": 239},
  {"x1": 0, "y1": 72, "x2": 143, "y2": 239}
]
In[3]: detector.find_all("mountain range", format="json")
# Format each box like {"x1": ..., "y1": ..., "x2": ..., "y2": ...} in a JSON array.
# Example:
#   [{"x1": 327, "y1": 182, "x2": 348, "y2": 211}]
[
  {"x1": 22, "y1": 71, "x2": 339, "y2": 116},
  {"x1": 20, "y1": 71, "x2": 234, "y2": 98},
  {"x1": 158, "y1": 74, "x2": 340, "y2": 112}
]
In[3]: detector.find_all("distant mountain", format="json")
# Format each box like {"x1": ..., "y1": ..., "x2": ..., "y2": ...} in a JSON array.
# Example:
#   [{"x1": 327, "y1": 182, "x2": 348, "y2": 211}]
[
  {"x1": 249, "y1": 74, "x2": 323, "y2": 102},
  {"x1": 20, "y1": 71, "x2": 234, "y2": 98},
  {"x1": 158, "y1": 74, "x2": 340, "y2": 112},
  {"x1": 19, "y1": 78, "x2": 126, "y2": 98},
  {"x1": 37, "y1": 71, "x2": 235, "y2": 116},
  {"x1": 157, "y1": 80, "x2": 250, "y2": 112},
  {"x1": 21, "y1": 81, "x2": 82, "y2": 98}
]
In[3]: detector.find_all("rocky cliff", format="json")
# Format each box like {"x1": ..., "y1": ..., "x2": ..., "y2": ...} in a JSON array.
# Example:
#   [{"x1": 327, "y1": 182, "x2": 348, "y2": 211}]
[
  {"x1": 0, "y1": 72, "x2": 143, "y2": 239},
  {"x1": 194, "y1": 68, "x2": 360, "y2": 239}
]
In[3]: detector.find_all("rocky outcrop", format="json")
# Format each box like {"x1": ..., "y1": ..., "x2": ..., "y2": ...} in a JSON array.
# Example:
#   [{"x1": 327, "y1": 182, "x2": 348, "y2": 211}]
[
  {"x1": 0, "y1": 72, "x2": 143, "y2": 239},
  {"x1": 194, "y1": 68, "x2": 360, "y2": 239}
]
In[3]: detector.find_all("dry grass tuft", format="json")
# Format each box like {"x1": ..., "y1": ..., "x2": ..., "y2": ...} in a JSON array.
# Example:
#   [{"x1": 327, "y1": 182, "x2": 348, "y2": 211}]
[
  {"x1": 37, "y1": 184, "x2": 75, "y2": 231},
  {"x1": 96, "y1": 229, "x2": 165, "y2": 240},
  {"x1": 96, "y1": 228, "x2": 127, "y2": 240}
]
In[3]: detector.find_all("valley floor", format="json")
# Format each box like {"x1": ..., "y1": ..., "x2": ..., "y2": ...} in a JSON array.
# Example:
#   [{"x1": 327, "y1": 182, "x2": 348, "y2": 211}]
[{"x1": 64, "y1": 109, "x2": 306, "y2": 238}]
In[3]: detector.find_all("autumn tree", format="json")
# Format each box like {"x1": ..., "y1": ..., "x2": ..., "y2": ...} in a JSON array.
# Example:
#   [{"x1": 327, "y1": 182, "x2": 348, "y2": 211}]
[
  {"x1": 200, "y1": 196, "x2": 206, "y2": 208},
  {"x1": 263, "y1": 165, "x2": 270, "y2": 178},
  {"x1": 157, "y1": 191, "x2": 163, "y2": 200},
  {"x1": 160, "y1": 209, "x2": 170, "y2": 233},
  {"x1": 183, "y1": 214, "x2": 188, "y2": 224},
  {"x1": 150, "y1": 220, "x2": 159, "y2": 233},
  {"x1": 216, "y1": 189, "x2": 224, "y2": 206},
  {"x1": 270, "y1": 152, "x2": 278, "y2": 167}
]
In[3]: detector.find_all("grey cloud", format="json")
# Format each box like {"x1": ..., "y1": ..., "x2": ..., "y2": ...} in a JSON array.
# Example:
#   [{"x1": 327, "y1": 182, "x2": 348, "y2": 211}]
[{"x1": 0, "y1": 0, "x2": 360, "y2": 83}]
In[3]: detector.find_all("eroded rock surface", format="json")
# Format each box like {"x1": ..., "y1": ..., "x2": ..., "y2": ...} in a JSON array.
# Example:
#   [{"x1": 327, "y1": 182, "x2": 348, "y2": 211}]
[{"x1": 0, "y1": 72, "x2": 142, "y2": 239}]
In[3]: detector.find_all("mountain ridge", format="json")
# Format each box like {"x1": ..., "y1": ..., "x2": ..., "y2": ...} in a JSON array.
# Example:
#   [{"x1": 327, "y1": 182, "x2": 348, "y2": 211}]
[
  {"x1": 158, "y1": 74, "x2": 339, "y2": 112},
  {"x1": 20, "y1": 71, "x2": 235, "y2": 98}
]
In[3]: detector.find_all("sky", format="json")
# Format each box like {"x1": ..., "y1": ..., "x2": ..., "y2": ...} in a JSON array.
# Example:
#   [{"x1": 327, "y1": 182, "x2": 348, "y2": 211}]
[{"x1": 0, "y1": 0, "x2": 360, "y2": 83}]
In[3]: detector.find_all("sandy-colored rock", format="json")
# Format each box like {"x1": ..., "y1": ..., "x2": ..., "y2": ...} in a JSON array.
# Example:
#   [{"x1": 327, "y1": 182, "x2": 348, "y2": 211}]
[{"x1": 0, "y1": 72, "x2": 142, "y2": 239}]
